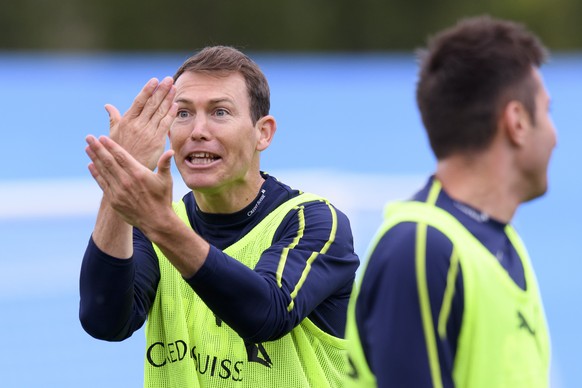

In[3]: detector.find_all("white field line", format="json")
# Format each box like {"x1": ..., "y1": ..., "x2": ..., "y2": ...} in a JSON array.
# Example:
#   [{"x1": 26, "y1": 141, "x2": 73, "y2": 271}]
[{"x1": 0, "y1": 170, "x2": 425, "y2": 219}]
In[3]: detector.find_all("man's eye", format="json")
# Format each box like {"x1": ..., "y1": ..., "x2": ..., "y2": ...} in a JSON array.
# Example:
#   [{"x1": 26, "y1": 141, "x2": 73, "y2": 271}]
[
  {"x1": 177, "y1": 110, "x2": 189, "y2": 118},
  {"x1": 215, "y1": 108, "x2": 228, "y2": 117}
]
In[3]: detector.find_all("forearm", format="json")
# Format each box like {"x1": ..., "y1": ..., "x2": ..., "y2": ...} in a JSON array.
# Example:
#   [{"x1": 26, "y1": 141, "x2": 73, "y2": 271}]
[
  {"x1": 142, "y1": 210, "x2": 210, "y2": 278},
  {"x1": 79, "y1": 229, "x2": 160, "y2": 342},
  {"x1": 186, "y1": 246, "x2": 290, "y2": 343},
  {"x1": 187, "y1": 250, "x2": 355, "y2": 344},
  {"x1": 185, "y1": 208, "x2": 359, "y2": 343},
  {"x1": 79, "y1": 237, "x2": 139, "y2": 341},
  {"x1": 141, "y1": 205, "x2": 294, "y2": 342},
  {"x1": 92, "y1": 197, "x2": 133, "y2": 259}
]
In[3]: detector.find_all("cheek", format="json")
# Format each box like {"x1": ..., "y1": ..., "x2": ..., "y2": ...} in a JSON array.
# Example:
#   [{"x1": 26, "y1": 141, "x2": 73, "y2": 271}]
[
  {"x1": 540, "y1": 124, "x2": 556, "y2": 155},
  {"x1": 168, "y1": 128, "x2": 186, "y2": 149},
  {"x1": 168, "y1": 135, "x2": 177, "y2": 150},
  {"x1": 229, "y1": 131, "x2": 255, "y2": 154},
  {"x1": 548, "y1": 123, "x2": 557, "y2": 148}
]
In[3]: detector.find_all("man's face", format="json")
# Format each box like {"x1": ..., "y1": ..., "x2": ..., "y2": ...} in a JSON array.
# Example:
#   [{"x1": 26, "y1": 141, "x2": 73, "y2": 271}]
[
  {"x1": 170, "y1": 71, "x2": 263, "y2": 194},
  {"x1": 521, "y1": 68, "x2": 557, "y2": 201}
]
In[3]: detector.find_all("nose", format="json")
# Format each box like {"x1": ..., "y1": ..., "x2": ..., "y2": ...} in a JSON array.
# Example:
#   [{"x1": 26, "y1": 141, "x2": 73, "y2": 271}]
[
  {"x1": 550, "y1": 118, "x2": 558, "y2": 149},
  {"x1": 189, "y1": 115, "x2": 211, "y2": 141}
]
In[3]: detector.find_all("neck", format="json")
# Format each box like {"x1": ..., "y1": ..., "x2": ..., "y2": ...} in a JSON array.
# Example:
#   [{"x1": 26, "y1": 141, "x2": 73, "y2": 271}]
[
  {"x1": 193, "y1": 173, "x2": 266, "y2": 214},
  {"x1": 435, "y1": 152, "x2": 520, "y2": 223}
]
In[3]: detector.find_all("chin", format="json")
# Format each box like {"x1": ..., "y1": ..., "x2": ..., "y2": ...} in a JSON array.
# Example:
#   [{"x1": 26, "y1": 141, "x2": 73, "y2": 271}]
[
  {"x1": 523, "y1": 181, "x2": 548, "y2": 203},
  {"x1": 184, "y1": 179, "x2": 217, "y2": 192},
  {"x1": 177, "y1": 168, "x2": 216, "y2": 190}
]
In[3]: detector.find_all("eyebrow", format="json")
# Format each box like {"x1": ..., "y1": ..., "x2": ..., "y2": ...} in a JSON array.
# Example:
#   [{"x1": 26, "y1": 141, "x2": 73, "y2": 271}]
[{"x1": 175, "y1": 97, "x2": 235, "y2": 106}]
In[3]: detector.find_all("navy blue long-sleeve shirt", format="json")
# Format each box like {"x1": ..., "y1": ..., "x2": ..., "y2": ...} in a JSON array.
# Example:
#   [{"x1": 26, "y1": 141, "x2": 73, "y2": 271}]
[
  {"x1": 79, "y1": 173, "x2": 359, "y2": 344},
  {"x1": 354, "y1": 176, "x2": 526, "y2": 388}
]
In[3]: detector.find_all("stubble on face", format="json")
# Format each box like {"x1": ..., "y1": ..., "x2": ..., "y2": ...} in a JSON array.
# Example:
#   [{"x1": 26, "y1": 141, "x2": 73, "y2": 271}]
[{"x1": 170, "y1": 71, "x2": 264, "y2": 212}]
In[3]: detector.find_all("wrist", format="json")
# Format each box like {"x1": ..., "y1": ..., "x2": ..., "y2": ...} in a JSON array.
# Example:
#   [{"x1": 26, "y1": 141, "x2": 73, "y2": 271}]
[
  {"x1": 143, "y1": 210, "x2": 209, "y2": 278},
  {"x1": 138, "y1": 206, "x2": 181, "y2": 241}
]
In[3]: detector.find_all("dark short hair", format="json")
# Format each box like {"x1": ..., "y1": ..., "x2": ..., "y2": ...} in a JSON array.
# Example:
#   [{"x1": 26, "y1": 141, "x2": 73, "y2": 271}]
[
  {"x1": 173, "y1": 46, "x2": 270, "y2": 124},
  {"x1": 416, "y1": 15, "x2": 548, "y2": 159}
]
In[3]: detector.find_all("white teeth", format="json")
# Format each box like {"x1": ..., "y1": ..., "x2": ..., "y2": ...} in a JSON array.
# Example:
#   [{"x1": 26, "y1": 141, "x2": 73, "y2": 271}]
[
  {"x1": 188, "y1": 152, "x2": 219, "y2": 165},
  {"x1": 192, "y1": 152, "x2": 214, "y2": 158}
]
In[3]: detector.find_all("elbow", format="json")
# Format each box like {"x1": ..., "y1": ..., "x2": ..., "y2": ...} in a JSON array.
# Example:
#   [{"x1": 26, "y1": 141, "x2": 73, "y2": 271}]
[
  {"x1": 236, "y1": 287, "x2": 300, "y2": 343},
  {"x1": 241, "y1": 324, "x2": 296, "y2": 344},
  {"x1": 79, "y1": 306, "x2": 130, "y2": 342},
  {"x1": 239, "y1": 331, "x2": 274, "y2": 345},
  {"x1": 237, "y1": 310, "x2": 298, "y2": 344}
]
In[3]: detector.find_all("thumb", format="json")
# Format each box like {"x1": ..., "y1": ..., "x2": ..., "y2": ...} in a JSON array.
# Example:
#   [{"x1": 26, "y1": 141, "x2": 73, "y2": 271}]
[
  {"x1": 157, "y1": 149, "x2": 175, "y2": 176},
  {"x1": 104, "y1": 104, "x2": 122, "y2": 127}
]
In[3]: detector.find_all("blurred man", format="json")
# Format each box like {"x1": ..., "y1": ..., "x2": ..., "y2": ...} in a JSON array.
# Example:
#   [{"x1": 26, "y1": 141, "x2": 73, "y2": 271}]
[
  {"x1": 80, "y1": 46, "x2": 359, "y2": 387},
  {"x1": 346, "y1": 16, "x2": 554, "y2": 387}
]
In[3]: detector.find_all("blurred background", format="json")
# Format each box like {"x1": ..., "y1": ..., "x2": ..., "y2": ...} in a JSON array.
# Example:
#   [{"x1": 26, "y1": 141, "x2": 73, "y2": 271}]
[{"x1": 1, "y1": 1, "x2": 580, "y2": 387}]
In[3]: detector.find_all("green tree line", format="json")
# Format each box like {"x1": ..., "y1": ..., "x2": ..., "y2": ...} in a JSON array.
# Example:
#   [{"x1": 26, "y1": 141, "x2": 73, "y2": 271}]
[{"x1": 2, "y1": 0, "x2": 581, "y2": 51}]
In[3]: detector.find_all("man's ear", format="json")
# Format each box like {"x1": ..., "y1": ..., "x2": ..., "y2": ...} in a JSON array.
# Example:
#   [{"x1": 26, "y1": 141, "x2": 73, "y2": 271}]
[
  {"x1": 501, "y1": 101, "x2": 530, "y2": 147},
  {"x1": 255, "y1": 115, "x2": 277, "y2": 152}
]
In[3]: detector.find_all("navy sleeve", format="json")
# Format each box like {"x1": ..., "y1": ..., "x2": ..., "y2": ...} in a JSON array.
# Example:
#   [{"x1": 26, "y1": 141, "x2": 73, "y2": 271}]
[
  {"x1": 355, "y1": 222, "x2": 463, "y2": 388},
  {"x1": 79, "y1": 229, "x2": 159, "y2": 341},
  {"x1": 186, "y1": 200, "x2": 359, "y2": 343}
]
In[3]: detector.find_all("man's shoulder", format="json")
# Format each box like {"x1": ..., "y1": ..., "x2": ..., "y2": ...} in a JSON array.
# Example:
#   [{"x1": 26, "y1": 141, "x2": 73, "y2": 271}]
[
  {"x1": 369, "y1": 211, "x2": 454, "y2": 266},
  {"x1": 262, "y1": 173, "x2": 301, "y2": 198}
]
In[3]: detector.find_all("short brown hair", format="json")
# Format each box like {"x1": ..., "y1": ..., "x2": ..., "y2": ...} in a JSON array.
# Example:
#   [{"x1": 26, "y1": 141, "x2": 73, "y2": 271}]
[
  {"x1": 173, "y1": 46, "x2": 270, "y2": 124},
  {"x1": 416, "y1": 15, "x2": 548, "y2": 159}
]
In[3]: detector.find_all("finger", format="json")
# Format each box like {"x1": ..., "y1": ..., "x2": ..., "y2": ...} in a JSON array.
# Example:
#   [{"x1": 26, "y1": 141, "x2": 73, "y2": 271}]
[
  {"x1": 125, "y1": 78, "x2": 160, "y2": 119},
  {"x1": 87, "y1": 162, "x2": 108, "y2": 192},
  {"x1": 86, "y1": 135, "x2": 128, "y2": 187},
  {"x1": 98, "y1": 135, "x2": 143, "y2": 172},
  {"x1": 153, "y1": 98, "x2": 178, "y2": 139},
  {"x1": 85, "y1": 135, "x2": 98, "y2": 160},
  {"x1": 157, "y1": 149, "x2": 174, "y2": 176},
  {"x1": 139, "y1": 77, "x2": 175, "y2": 124},
  {"x1": 153, "y1": 83, "x2": 177, "y2": 127},
  {"x1": 85, "y1": 138, "x2": 112, "y2": 193},
  {"x1": 85, "y1": 135, "x2": 106, "y2": 165},
  {"x1": 104, "y1": 104, "x2": 121, "y2": 128},
  {"x1": 85, "y1": 134, "x2": 109, "y2": 161}
]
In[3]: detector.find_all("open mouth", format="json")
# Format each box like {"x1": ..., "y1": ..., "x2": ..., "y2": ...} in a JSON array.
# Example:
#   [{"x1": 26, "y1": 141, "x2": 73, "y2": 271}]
[{"x1": 186, "y1": 152, "x2": 221, "y2": 165}]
